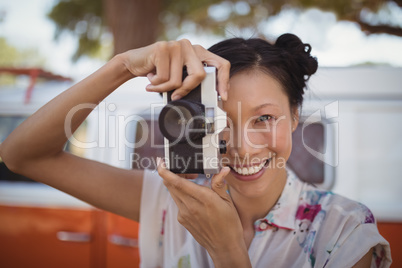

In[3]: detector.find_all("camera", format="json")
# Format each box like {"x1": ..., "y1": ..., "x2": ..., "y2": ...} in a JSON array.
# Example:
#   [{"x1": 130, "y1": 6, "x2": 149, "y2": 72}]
[{"x1": 158, "y1": 66, "x2": 227, "y2": 175}]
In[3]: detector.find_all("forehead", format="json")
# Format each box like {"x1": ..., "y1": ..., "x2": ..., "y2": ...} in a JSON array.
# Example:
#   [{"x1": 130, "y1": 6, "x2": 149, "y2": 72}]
[{"x1": 223, "y1": 70, "x2": 290, "y2": 113}]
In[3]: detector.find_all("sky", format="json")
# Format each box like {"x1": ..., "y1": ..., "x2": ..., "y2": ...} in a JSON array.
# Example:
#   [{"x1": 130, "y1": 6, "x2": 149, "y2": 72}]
[
  {"x1": 0, "y1": 0, "x2": 104, "y2": 80},
  {"x1": 1, "y1": 0, "x2": 402, "y2": 81}
]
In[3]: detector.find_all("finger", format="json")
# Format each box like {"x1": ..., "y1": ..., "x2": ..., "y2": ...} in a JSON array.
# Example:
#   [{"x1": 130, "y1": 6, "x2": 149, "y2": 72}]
[
  {"x1": 178, "y1": 173, "x2": 198, "y2": 180},
  {"x1": 146, "y1": 42, "x2": 171, "y2": 87},
  {"x1": 193, "y1": 45, "x2": 231, "y2": 101},
  {"x1": 211, "y1": 166, "x2": 231, "y2": 200},
  {"x1": 215, "y1": 59, "x2": 231, "y2": 101},
  {"x1": 145, "y1": 73, "x2": 156, "y2": 91},
  {"x1": 167, "y1": 44, "x2": 184, "y2": 91},
  {"x1": 172, "y1": 67, "x2": 205, "y2": 101},
  {"x1": 147, "y1": 72, "x2": 155, "y2": 81},
  {"x1": 156, "y1": 158, "x2": 185, "y2": 205},
  {"x1": 172, "y1": 40, "x2": 206, "y2": 100},
  {"x1": 156, "y1": 157, "x2": 204, "y2": 197},
  {"x1": 146, "y1": 42, "x2": 184, "y2": 92}
]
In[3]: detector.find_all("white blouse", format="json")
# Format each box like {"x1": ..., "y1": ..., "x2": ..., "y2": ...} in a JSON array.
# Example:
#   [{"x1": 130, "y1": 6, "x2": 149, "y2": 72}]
[{"x1": 139, "y1": 169, "x2": 392, "y2": 268}]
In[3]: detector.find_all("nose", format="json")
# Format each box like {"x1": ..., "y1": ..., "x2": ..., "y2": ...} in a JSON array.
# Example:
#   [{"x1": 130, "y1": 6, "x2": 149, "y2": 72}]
[{"x1": 225, "y1": 124, "x2": 264, "y2": 160}]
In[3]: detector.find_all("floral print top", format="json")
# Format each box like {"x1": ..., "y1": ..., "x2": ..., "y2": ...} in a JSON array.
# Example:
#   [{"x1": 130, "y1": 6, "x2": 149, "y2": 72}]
[{"x1": 139, "y1": 169, "x2": 392, "y2": 268}]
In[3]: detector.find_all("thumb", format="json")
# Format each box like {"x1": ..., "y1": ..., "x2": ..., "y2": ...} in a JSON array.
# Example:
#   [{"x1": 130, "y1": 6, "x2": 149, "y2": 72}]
[{"x1": 211, "y1": 166, "x2": 231, "y2": 199}]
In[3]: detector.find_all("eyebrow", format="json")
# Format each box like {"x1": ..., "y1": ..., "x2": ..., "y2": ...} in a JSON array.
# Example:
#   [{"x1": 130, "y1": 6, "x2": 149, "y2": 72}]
[{"x1": 253, "y1": 103, "x2": 280, "y2": 112}]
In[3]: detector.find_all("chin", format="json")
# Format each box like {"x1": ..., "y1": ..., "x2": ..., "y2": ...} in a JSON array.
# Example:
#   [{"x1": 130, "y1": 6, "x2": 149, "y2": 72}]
[{"x1": 226, "y1": 164, "x2": 287, "y2": 199}]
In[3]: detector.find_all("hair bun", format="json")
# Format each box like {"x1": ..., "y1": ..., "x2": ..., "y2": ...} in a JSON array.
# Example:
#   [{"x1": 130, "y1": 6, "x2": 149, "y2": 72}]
[{"x1": 275, "y1": 33, "x2": 318, "y2": 79}]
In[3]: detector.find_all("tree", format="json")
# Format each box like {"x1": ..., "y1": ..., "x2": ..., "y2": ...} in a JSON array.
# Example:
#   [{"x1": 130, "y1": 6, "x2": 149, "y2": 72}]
[
  {"x1": 48, "y1": 0, "x2": 402, "y2": 60},
  {"x1": 104, "y1": 0, "x2": 161, "y2": 56},
  {"x1": 0, "y1": 38, "x2": 47, "y2": 86},
  {"x1": 48, "y1": 0, "x2": 162, "y2": 60},
  {"x1": 0, "y1": 38, "x2": 45, "y2": 68}
]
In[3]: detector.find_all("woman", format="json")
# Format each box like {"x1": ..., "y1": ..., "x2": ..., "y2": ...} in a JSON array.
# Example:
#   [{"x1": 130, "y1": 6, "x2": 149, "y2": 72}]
[{"x1": 0, "y1": 33, "x2": 391, "y2": 267}]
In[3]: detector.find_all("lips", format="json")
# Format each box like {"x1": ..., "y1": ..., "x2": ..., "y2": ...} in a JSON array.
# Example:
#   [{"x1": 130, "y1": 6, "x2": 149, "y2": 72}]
[
  {"x1": 232, "y1": 160, "x2": 267, "y2": 175},
  {"x1": 228, "y1": 158, "x2": 271, "y2": 181}
]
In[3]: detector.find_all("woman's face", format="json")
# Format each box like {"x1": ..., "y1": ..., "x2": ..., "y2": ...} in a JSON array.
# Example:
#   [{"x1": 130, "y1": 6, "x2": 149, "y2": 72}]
[{"x1": 221, "y1": 69, "x2": 298, "y2": 199}]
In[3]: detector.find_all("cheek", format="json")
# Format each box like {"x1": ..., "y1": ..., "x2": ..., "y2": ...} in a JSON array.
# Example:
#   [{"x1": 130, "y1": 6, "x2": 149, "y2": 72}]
[
  {"x1": 222, "y1": 125, "x2": 273, "y2": 150},
  {"x1": 221, "y1": 127, "x2": 231, "y2": 141},
  {"x1": 271, "y1": 123, "x2": 293, "y2": 157},
  {"x1": 220, "y1": 119, "x2": 294, "y2": 157}
]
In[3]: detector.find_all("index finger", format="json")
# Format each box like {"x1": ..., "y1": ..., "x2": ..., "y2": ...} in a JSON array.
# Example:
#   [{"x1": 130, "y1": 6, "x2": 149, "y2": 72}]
[
  {"x1": 171, "y1": 40, "x2": 206, "y2": 100},
  {"x1": 193, "y1": 45, "x2": 231, "y2": 101},
  {"x1": 156, "y1": 157, "x2": 206, "y2": 198}
]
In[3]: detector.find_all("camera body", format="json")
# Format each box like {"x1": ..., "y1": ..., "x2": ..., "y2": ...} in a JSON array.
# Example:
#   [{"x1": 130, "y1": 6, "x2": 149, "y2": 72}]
[{"x1": 158, "y1": 67, "x2": 227, "y2": 175}]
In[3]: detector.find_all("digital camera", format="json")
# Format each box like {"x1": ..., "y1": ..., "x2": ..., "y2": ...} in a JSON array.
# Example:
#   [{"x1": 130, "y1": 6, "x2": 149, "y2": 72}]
[{"x1": 158, "y1": 66, "x2": 227, "y2": 175}]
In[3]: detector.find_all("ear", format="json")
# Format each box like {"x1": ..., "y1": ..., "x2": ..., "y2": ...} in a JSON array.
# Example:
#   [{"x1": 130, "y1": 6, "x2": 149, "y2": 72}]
[{"x1": 291, "y1": 107, "x2": 299, "y2": 133}]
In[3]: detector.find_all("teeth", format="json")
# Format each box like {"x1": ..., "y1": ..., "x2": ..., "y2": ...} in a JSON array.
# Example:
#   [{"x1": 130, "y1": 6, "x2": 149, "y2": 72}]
[
  {"x1": 248, "y1": 166, "x2": 254, "y2": 174},
  {"x1": 233, "y1": 161, "x2": 267, "y2": 176}
]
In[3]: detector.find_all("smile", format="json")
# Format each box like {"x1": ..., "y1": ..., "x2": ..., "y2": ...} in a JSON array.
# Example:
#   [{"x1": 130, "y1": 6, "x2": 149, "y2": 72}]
[{"x1": 230, "y1": 158, "x2": 271, "y2": 176}]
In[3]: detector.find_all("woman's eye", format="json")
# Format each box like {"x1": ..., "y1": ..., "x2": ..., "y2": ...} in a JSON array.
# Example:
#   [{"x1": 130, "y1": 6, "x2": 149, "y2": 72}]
[{"x1": 256, "y1": 115, "x2": 274, "y2": 123}]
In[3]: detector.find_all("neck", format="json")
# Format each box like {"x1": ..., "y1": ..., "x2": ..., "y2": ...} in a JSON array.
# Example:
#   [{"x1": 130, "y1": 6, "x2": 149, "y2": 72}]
[{"x1": 229, "y1": 168, "x2": 287, "y2": 229}]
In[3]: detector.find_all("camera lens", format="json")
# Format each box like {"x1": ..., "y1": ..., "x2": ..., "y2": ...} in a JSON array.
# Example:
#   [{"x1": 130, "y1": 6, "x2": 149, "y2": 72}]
[{"x1": 159, "y1": 100, "x2": 206, "y2": 143}]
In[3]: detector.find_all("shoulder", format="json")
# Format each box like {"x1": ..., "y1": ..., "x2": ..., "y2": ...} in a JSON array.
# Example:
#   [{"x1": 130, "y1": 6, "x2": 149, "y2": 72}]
[
  {"x1": 298, "y1": 183, "x2": 375, "y2": 225},
  {"x1": 284, "y1": 169, "x2": 375, "y2": 225},
  {"x1": 294, "y1": 182, "x2": 391, "y2": 267}
]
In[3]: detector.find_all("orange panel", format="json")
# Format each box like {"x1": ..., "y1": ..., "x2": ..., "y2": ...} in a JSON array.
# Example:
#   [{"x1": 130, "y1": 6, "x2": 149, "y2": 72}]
[
  {"x1": 91, "y1": 209, "x2": 107, "y2": 268},
  {"x1": 0, "y1": 205, "x2": 93, "y2": 268},
  {"x1": 105, "y1": 212, "x2": 140, "y2": 268},
  {"x1": 377, "y1": 222, "x2": 402, "y2": 267}
]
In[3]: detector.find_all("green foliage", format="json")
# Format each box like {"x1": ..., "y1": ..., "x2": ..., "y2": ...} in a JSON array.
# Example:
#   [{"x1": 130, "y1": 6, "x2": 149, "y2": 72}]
[
  {"x1": 47, "y1": 0, "x2": 401, "y2": 60},
  {"x1": 0, "y1": 38, "x2": 21, "y2": 67},
  {"x1": 161, "y1": 0, "x2": 387, "y2": 38},
  {"x1": 48, "y1": 0, "x2": 106, "y2": 61},
  {"x1": 0, "y1": 38, "x2": 45, "y2": 68},
  {"x1": 0, "y1": 38, "x2": 46, "y2": 85}
]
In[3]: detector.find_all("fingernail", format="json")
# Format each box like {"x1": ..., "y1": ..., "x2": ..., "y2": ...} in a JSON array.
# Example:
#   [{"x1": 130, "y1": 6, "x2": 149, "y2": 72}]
[
  {"x1": 146, "y1": 84, "x2": 154, "y2": 91},
  {"x1": 156, "y1": 157, "x2": 161, "y2": 167},
  {"x1": 221, "y1": 166, "x2": 230, "y2": 174},
  {"x1": 171, "y1": 94, "x2": 181, "y2": 101},
  {"x1": 147, "y1": 73, "x2": 155, "y2": 81}
]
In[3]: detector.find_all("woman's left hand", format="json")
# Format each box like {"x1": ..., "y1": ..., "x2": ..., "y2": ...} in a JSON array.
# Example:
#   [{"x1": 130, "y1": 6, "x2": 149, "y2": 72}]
[{"x1": 157, "y1": 158, "x2": 251, "y2": 267}]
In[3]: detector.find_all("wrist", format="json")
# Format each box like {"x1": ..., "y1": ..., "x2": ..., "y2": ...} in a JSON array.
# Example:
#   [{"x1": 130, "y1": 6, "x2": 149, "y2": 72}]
[{"x1": 112, "y1": 52, "x2": 136, "y2": 81}]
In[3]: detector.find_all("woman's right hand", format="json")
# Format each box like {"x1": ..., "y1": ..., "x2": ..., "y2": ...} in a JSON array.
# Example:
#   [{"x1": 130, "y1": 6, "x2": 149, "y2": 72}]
[
  {"x1": 157, "y1": 159, "x2": 251, "y2": 267},
  {"x1": 121, "y1": 39, "x2": 231, "y2": 101}
]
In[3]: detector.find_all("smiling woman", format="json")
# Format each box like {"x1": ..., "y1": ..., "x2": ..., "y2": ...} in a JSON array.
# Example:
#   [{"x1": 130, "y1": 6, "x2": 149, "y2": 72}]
[
  {"x1": 0, "y1": 33, "x2": 392, "y2": 268},
  {"x1": 142, "y1": 34, "x2": 392, "y2": 267}
]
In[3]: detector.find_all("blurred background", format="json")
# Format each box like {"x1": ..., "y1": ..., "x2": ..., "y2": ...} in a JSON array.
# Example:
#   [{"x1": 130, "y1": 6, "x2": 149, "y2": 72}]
[
  {"x1": 1, "y1": 0, "x2": 402, "y2": 80},
  {"x1": 0, "y1": 0, "x2": 401, "y2": 267}
]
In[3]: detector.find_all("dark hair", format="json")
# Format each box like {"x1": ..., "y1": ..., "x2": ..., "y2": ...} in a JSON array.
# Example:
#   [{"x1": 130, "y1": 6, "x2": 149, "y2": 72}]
[{"x1": 208, "y1": 33, "x2": 318, "y2": 108}]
